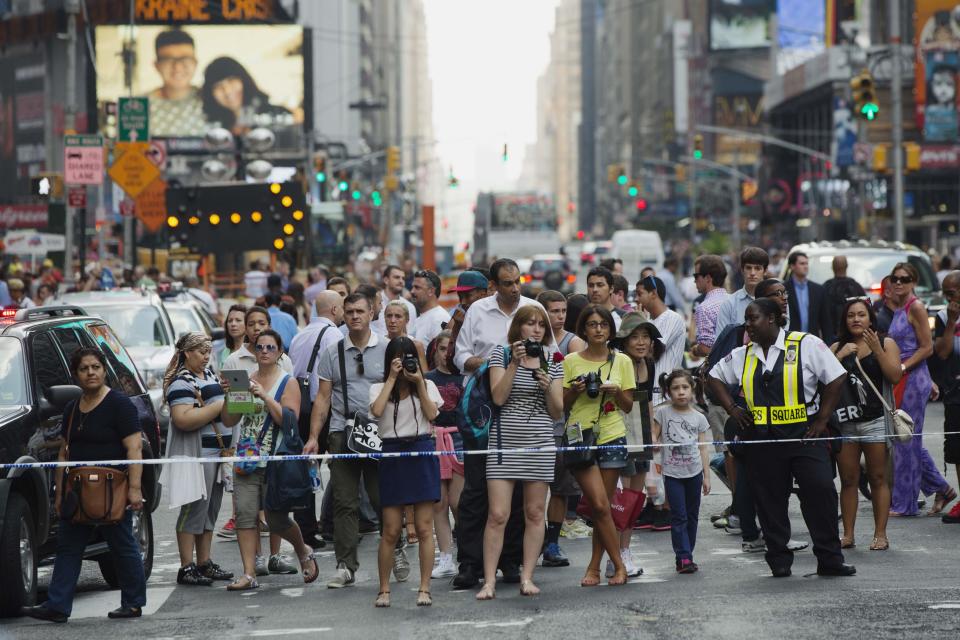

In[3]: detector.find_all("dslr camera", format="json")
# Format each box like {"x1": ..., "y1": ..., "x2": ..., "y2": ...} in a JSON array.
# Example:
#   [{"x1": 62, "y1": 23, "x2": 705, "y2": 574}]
[
  {"x1": 402, "y1": 353, "x2": 419, "y2": 373},
  {"x1": 577, "y1": 371, "x2": 601, "y2": 398},
  {"x1": 521, "y1": 339, "x2": 543, "y2": 359}
]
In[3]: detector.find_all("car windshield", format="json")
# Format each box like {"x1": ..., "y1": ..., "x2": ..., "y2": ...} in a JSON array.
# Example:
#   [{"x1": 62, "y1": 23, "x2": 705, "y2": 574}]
[
  {"x1": 810, "y1": 253, "x2": 938, "y2": 293},
  {"x1": 82, "y1": 305, "x2": 172, "y2": 348},
  {"x1": 0, "y1": 338, "x2": 28, "y2": 405},
  {"x1": 167, "y1": 306, "x2": 204, "y2": 338},
  {"x1": 531, "y1": 259, "x2": 566, "y2": 273},
  {"x1": 594, "y1": 245, "x2": 610, "y2": 256}
]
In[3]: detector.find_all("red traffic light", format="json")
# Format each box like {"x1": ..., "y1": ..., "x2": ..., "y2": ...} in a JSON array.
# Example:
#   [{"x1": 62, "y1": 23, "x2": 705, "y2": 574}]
[
  {"x1": 577, "y1": 230, "x2": 585, "y2": 240},
  {"x1": 636, "y1": 199, "x2": 648, "y2": 212}
]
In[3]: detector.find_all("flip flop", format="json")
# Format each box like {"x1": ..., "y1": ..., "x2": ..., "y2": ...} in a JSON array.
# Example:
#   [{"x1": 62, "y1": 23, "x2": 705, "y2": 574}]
[
  {"x1": 226, "y1": 574, "x2": 259, "y2": 591},
  {"x1": 417, "y1": 590, "x2": 432, "y2": 607},
  {"x1": 840, "y1": 536, "x2": 856, "y2": 549},
  {"x1": 869, "y1": 536, "x2": 889, "y2": 551},
  {"x1": 375, "y1": 591, "x2": 391, "y2": 608},
  {"x1": 300, "y1": 552, "x2": 319, "y2": 584}
]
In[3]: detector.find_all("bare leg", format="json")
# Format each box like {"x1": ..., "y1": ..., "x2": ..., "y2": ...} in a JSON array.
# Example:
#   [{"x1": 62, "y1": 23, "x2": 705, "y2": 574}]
[
  {"x1": 195, "y1": 531, "x2": 213, "y2": 565},
  {"x1": 237, "y1": 528, "x2": 258, "y2": 577},
  {"x1": 405, "y1": 505, "x2": 417, "y2": 543},
  {"x1": 573, "y1": 466, "x2": 625, "y2": 585},
  {"x1": 176, "y1": 532, "x2": 196, "y2": 567},
  {"x1": 377, "y1": 506, "x2": 403, "y2": 601},
  {"x1": 478, "y1": 479, "x2": 514, "y2": 600},
  {"x1": 433, "y1": 481, "x2": 453, "y2": 555},
  {"x1": 837, "y1": 442, "x2": 862, "y2": 545},
  {"x1": 449, "y1": 472, "x2": 464, "y2": 524},
  {"x1": 863, "y1": 442, "x2": 891, "y2": 545},
  {"x1": 413, "y1": 501, "x2": 436, "y2": 594},
  {"x1": 520, "y1": 482, "x2": 548, "y2": 594}
]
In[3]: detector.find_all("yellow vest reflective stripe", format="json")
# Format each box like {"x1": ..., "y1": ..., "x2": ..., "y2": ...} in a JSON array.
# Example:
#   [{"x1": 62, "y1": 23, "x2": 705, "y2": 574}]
[{"x1": 741, "y1": 332, "x2": 808, "y2": 426}]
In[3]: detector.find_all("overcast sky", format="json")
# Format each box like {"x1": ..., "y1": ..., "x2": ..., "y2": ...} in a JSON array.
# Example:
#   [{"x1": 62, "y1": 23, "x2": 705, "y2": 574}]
[{"x1": 423, "y1": 0, "x2": 560, "y2": 244}]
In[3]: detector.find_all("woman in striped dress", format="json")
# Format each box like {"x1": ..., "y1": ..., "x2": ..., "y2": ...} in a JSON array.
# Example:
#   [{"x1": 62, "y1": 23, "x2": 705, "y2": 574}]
[{"x1": 477, "y1": 306, "x2": 564, "y2": 600}]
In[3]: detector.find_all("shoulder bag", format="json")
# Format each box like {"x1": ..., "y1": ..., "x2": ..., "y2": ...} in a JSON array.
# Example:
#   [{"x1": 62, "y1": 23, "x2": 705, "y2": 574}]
[
  {"x1": 60, "y1": 403, "x2": 129, "y2": 525},
  {"x1": 338, "y1": 340, "x2": 382, "y2": 455},
  {"x1": 235, "y1": 376, "x2": 289, "y2": 475},
  {"x1": 855, "y1": 357, "x2": 914, "y2": 443},
  {"x1": 265, "y1": 399, "x2": 313, "y2": 512}
]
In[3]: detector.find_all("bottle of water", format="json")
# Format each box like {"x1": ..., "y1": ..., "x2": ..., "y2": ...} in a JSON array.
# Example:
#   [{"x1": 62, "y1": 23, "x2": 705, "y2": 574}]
[{"x1": 309, "y1": 462, "x2": 322, "y2": 493}]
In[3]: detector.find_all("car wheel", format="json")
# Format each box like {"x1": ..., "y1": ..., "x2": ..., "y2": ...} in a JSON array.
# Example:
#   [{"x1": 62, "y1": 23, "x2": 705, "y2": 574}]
[
  {"x1": 0, "y1": 494, "x2": 37, "y2": 617},
  {"x1": 97, "y1": 509, "x2": 154, "y2": 588}
]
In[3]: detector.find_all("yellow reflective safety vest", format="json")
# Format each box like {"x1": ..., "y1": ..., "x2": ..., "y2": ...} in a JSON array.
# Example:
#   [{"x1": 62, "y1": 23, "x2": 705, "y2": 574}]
[{"x1": 742, "y1": 332, "x2": 809, "y2": 427}]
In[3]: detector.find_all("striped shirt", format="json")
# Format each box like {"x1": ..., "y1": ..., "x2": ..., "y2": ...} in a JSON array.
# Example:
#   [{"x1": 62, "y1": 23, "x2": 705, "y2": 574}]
[{"x1": 165, "y1": 368, "x2": 227, "y2": 458}]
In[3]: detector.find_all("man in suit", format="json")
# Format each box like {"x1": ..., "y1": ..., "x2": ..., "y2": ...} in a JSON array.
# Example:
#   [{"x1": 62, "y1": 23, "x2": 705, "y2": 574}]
[{"x1": 785, "y1": 251, "x2": 833, "y2": 343}]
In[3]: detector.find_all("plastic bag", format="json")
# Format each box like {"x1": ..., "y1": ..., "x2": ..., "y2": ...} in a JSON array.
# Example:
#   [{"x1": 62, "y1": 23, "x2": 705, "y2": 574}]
[{"x1": 645, "y1": 463, "x2": 665, "y2": 506}]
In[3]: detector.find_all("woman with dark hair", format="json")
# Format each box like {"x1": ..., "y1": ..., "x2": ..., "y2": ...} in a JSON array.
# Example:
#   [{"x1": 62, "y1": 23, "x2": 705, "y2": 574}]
[
  {"x1": 830, "y1": 298, "x2": 901, "y2": 550},
  {"x1": 369, "y1": 336, "x2": 441, "y2": 607},
  {"x1": 564, "y1": 293, "x2": 589, "y2": 335},
  {"x1": 201, "y1": 56, "x2": 292, "y2": 134},
  {"x1": 21, "y1": 348, "x2": 147, "y2": 623},
  {"x1": 886, "y1": 263, "x2": 956, "y2": 515},
  {"x1": 562, "y1": 304, "x2": 636, "y2": 587},
  {"x1": 708, "y1": 298, "x2": 853, "y2": 579},
  {"x1": 217, "y1": 304, "x2": 248, "y2": 371},
  {"x1": 285, "y1": 282, "x2": 311, "y2": 327}
]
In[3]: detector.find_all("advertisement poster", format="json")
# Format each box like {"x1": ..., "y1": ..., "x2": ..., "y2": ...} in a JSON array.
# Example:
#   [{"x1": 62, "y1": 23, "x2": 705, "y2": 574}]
[
  {"x1": 708, "y1": 0, "x2": 773, "y2": 51},
  {"x1": 95, "y1": 25, "x2": 304, "y2": 145},
  {"x1": 832, "y1": 97, "x2": 857, "y2": 168},
  {"x1": 915, "y1": 1, "x2": 960, "y2": 140},
  {"x1": 0, "y1": 52, "x2": 47, "y2": 202},
  {"x1": 776, "y1": 0, "x2": 826, "y2": 75}
]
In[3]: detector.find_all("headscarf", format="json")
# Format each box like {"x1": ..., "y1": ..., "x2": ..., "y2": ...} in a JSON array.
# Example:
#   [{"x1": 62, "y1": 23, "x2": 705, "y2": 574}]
[{"x1": 162, "y1": 331, "x2": 213, "y2": 395}]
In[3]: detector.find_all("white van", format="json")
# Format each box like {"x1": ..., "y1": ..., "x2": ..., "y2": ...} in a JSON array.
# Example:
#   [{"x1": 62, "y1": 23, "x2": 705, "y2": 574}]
[{"x1": 610, "y1": 230, "x2": 665, "y2": 286}]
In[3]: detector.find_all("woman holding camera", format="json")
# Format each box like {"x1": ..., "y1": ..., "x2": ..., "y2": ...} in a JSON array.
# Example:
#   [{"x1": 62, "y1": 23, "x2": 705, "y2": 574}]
[
  {"x1": 562, "y1": 304, "x2": 636, "y2": 587},
  {"x1": 369, "y1": 336, "x2": 442, "y2": 607},
  {"x1": 383, "y1": 300, "x2": 429, "y2": 372},
  {"x1": 476, "y1": 306, "x2": 564, "y2": 600}
]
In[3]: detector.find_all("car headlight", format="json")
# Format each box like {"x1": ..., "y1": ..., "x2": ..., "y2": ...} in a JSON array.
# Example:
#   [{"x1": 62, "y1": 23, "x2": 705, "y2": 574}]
[{"x1": 142, "y1": 368, "x2": 165, "y2": 391}]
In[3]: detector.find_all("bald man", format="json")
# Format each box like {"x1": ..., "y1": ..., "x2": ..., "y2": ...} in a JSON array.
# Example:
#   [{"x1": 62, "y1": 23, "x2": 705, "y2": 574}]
[
  {"x1": 289, "y1": 290, "x2": 345, "y2": 548},
  {"x1": 822, "y1": 255, "x2": 866, "y2": 343}
]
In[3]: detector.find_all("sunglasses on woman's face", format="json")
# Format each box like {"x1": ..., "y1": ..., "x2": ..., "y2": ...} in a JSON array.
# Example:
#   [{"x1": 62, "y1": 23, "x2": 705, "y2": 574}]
[
  {"x1": 255, "y1": 344, "x2": 278, "y2": 352},
  {"x1": 889, "y1": 276, "x2": 913, "y2": 285}
]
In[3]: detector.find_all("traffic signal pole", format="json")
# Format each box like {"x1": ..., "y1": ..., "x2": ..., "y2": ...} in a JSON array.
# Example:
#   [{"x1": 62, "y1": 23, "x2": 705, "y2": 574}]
[
  {"x1": 63, "y1": 0, "x2": 79, "y2": 284},
  {"x1": 890, "y1": 0, "x2": 905, "y2": 242}
]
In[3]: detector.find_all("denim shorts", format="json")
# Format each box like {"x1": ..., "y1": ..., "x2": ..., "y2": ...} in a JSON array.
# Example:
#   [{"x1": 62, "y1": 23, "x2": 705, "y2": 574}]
[{"x1": 597, "y1": 436, "x2": 628, "y2": 470}]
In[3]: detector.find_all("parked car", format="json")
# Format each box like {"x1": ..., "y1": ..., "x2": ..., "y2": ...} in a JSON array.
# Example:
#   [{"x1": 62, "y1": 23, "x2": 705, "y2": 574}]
[
  {"x1": 51, "y1": 289, "x2": 177, "y2": 431},
  {"x1": 521, "y1": 253, "x2": 576, "y2": 295},
  {"x1": 162, "y1": 296, "x2": 226, "y2": 368},
  {"x1": 0, "y1": 306, "x2": 161, "y2": 617},
  {"x1": 779, "y1": 240, "x2": 945, "y2": 322}
]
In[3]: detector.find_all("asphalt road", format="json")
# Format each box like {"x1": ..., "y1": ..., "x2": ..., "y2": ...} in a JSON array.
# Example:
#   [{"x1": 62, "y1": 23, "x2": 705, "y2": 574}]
[{"x1": 4, "y1": 404, "x2": 959, "y2": 640}]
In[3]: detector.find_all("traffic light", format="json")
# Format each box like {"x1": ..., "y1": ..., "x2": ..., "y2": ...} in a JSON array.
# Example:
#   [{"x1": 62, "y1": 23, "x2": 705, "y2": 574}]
[
  {"x1": 675, "y1": 164, "x2": 686, "y2": 182},
  {"x1": 386, "y1": 146, "x2": 400, "y2": 173},
  {"x1": 741, "y1": 179, "x2": 759, "y2": 204},
  {"x1": 873, "y1": 144, "x2": 889, "y2": 172},
  {"x1": 502, "y1": 143, "x2": 508, "y2": 162},
  {"x1": 313, "y1": 154, "x2": 327, "y2": 183},
  {"x1": 905, "y1": 142, "x2": 921, "y2": 172},
  {"x1": 607, "y1": 164, "x2": 618, "y2": 183},
  {"x1": 693, "y1": 134, "x2": 704, "y2": 160},
  {"x1": 627, "y1": 183, "x2": 639, "y2": 197},
  {"x1": 31, "y1": 173, "x2": 64, "y2": 200},
  {"x1": 851, "y1": 70, "x2": 879, "y2": 121},
  {"x1": 635, "y1": 198, "x2": 648, "y2": 213},
  {"x1": 616, "y1": 167, "x2": 627, "y2": 186}
]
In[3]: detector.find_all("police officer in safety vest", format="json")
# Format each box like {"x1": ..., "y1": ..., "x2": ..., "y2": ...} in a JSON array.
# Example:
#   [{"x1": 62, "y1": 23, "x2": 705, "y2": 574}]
[{"x1": 707, "y1": 298, "x2": 856, "y2": 578}]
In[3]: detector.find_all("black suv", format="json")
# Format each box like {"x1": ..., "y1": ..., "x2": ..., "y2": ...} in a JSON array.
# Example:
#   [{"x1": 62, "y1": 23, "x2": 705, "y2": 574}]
[{"x1": 0, "y1": 307, "x2": 161, "y2": 617}]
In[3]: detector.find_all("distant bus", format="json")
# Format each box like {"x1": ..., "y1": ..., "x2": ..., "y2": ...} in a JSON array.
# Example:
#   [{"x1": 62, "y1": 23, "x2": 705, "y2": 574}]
[{"x1": 473, "y1": 191, "x2": 558, "y2": 265}]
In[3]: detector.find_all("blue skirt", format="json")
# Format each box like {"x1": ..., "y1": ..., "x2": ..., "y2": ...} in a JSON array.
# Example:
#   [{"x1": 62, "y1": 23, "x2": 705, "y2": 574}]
[{"x1": 379, "y1": 436, "x2": 441, "y2": 507}]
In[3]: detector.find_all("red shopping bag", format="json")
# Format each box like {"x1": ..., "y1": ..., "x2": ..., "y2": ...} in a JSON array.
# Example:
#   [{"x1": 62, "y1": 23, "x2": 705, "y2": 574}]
[{"x1": 576, "y1": 488, "x2": 646, "y2": 531}]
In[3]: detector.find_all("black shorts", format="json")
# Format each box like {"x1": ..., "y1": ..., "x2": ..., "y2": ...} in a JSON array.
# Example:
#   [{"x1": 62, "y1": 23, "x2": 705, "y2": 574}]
[{"x1": 945, "y1": 404, "x2": 960, "y2": 465}]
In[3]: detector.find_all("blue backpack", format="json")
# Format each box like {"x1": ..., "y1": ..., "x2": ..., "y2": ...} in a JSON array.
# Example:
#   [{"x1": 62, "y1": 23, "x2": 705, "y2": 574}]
[{"x1": 456, "y1": 347, "x2": 511, "y2": 450}]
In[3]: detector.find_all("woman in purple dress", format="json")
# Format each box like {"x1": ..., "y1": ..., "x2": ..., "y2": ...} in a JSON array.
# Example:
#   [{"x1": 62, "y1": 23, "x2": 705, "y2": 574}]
[{"x1": 887, "y1": 263, "x2": 957, "y2": 516}]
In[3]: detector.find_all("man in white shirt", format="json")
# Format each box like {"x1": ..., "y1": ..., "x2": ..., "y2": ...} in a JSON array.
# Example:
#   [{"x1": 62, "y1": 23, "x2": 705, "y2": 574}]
[
  {"x1": 714, "y1": 247, "x2": 769, "y2": 338},
  {"x1": 451, "y1": 258, "x2": 541, "y2": 590},
  {"x1": 243, "y1": 261, "x2": 269, "y2": 300},
  {"x1": 379, "y1": 264, "x2": 417, "y2": 322},
  {"x1": 410, "y1": 269, "x2": 450, "y2": 346},
  {"x1": 636, "y1": 275, "x2": 686, "y2": 405},
  {"x1": 585, "y1": 266, "x2": 623, "y2": 331}
]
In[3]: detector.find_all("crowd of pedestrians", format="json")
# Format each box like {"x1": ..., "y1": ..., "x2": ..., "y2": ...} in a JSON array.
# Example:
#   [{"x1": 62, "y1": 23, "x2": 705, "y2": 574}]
[{"x1": 12, "y1": 247, "x2": 960, "y2": 621}]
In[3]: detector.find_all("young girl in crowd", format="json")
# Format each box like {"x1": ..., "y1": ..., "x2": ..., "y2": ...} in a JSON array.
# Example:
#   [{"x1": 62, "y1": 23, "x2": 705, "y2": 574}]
[
  {"x1": 424, "y1": 332, "x2": 465, "y2": 578},
  {"x1": 653, "y1": 369, "x2": 711, "y2": 574},
  {"x1": 369, "y1": 336, "x2": 441, "y2": 608}
]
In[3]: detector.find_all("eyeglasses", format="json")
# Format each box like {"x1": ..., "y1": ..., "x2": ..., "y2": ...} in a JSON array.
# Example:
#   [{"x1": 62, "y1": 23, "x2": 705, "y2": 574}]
[
  {"x1": 585, "y1": 321, "x2": 610, "y2": 330},
  {"x1": 889, "y1": 276, "x2": 913, "y2": 285},
  {"x1": 157, "y1": 55, "x2": 197, "y2": 67},
  {"x1": 354, "y1": 353, "x2": 364, "y2": 376},
  {"x1": 254, "y1": 344, "x2": 278, "y2": 352}
]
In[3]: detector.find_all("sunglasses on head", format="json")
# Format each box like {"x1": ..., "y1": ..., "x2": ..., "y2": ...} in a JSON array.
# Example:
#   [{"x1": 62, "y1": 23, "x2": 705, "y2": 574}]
[
  {"x1": 255, "y1": 343, "x2": 278, "y2": 352},
  {"x1": 889, "y1": 275, "x2": 913, "y2": 285},
  {"x1": 845, "y1": 295, "x2": 870, "y2": 302},
  {"x1": 354, "y1": 352, "x2": 364, "y2": 376}
]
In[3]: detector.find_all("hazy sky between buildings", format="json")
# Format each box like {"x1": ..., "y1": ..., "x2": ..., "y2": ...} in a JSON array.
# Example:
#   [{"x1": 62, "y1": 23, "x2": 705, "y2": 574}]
[{"x1": 423, "y1": 0, "x2": 560, "y2": 245}]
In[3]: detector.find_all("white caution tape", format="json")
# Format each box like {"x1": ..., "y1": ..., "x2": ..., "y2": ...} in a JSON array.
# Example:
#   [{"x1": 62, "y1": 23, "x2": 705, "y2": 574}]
[{"x1": 0, "y1": 430, "x2": 946, "y2": 470}]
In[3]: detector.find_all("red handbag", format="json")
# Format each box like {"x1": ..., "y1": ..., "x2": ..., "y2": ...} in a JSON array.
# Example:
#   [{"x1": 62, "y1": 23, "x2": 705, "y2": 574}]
[{"x1": 576, "y1": 487, "x2": 646, "y2": 531}]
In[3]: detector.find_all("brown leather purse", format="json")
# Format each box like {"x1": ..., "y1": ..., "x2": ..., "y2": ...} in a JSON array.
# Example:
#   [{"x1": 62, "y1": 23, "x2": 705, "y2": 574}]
[{"x1": 61, "y1": 404, "x2": 129, "y2": 525}]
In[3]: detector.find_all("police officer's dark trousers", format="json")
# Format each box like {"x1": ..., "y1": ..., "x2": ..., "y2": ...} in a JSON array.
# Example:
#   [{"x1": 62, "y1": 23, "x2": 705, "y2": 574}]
[
  {"x1": 745, "y1": 440, "x2": 844, "y2": 571},
  {"x1": 456, "y1": 453, "x2": 524, "y2": 571}
]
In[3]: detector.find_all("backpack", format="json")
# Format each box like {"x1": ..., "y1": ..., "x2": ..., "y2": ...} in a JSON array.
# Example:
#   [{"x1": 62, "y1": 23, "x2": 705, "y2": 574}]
[{"x1": 456, "y1": 346, "x2": 511, "y2": 450}]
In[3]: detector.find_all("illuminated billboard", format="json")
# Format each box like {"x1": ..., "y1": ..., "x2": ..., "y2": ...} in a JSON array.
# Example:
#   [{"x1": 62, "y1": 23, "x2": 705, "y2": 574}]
[
  {"x1": 709, "y1": 0, "x2": 774, "y2": 51},
  {"x1": 95, "y1": 25, "x2": 304, "y2": 142}
]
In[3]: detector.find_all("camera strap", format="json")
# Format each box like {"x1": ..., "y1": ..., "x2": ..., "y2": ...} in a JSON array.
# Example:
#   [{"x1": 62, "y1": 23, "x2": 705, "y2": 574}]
[{"x1": 588, "y1": 351, "x2": 616, "y2": 429}]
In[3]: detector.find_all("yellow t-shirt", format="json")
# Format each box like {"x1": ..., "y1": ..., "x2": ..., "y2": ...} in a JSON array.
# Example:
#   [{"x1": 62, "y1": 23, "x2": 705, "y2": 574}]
[{"x1": 563, "y1": 351, "x2": 636, "y2": 445}]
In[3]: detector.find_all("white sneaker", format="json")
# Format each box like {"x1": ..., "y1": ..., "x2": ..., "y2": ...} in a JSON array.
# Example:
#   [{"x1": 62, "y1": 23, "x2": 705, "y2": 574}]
[
  {"x1": 326, "y1": 562, "x2": 355, "y2": 589},
  {"x1": 393, "y1": 547, "x2": 411, "y2": 582},
  {"x1": 254, "y1": 554, "x2": 269, "y2": 577},
  {"x1": 431, "y1": 553, "x2": 457, "y2": 579},
  {"x1": 787, "y1": 539, "x2": 809, "y2": 552},
  {"x1": 622, "y1": 549, "x2": 643, "y2": 577}
]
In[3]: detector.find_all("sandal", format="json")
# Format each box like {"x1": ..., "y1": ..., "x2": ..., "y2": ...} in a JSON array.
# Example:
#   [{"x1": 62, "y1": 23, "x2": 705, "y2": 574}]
[
  {"x1": 226, "y1": 574, "x2": 259, "y2": 591},
  {"x1": 300, "y1": 552, "x2": 319, "y2": 584},
  {"x1": 406, "y1": 528, "x2": 419, "y2": 545},
  {"x1": 475, "y1": 584, "x2": 496, "y2": 601},
  {"x1": 840, "y1": 536, "x2": 856, "y2": 549},
  {"x1": 869, "y1": 536, "x2": 889, "y2": 551},
  {"x1": 375, "y1": 591, "x2": 391, "y2": 608},
  {"x1": 608, "y1": 569, "x2": 628, "y2": 586},
  {"x1": 930, "y1": 487, "x2": 958, "y2": 515},
  {"x1": 580, "y1": 568, "x2": 601, "y2": 587},
  {"x1": 417, "y1": 590, "x2": 432, "y2": 607},
  {"x1": 520, "y1": 580, "x2": 540, "y2": 596}
]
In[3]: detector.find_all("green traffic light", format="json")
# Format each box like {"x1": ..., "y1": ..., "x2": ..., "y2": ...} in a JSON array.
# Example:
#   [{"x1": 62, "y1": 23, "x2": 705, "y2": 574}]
[
  {"x1": 693, "y1": 150, "x2": 703, "y2": 159},
  {"x1": 316, "y1": 171, "x2": 326, "y2": 183},
  {"x1": 628, "y1": 186, "x2": 638, "y2": 197},
  {"x1": 351, "y1": 190, "x2": 361, "y2": 200},
  {"x1": 338, "y1": 181, "x2": 349, "y2": 191},
  {"x1": 861, "y1": 102, "x2": 879, "y2": 121},
  {"x1": 617, "y1": 175, "x2": 627, "y2": 186}
]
